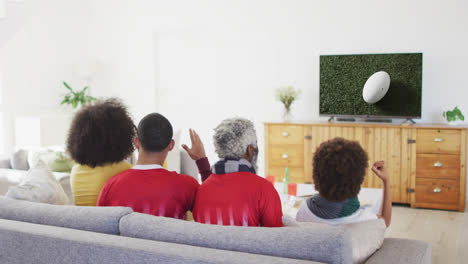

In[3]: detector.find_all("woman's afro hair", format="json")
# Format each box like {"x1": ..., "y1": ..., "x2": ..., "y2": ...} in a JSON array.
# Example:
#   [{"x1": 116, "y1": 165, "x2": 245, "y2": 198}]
[{"x1": 66, "y1": 98, "x2": 136, "y2": 168}]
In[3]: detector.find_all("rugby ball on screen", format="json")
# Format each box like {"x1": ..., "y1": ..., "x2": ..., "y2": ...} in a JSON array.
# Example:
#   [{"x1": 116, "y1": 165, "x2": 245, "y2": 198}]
[{"x1": 362, "y1": 71, "x2": 390, "y2": 104}]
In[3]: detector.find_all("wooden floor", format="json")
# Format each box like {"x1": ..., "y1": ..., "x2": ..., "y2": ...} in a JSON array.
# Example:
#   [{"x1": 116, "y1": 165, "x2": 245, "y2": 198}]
[{"x1": 386, "y1": 205, "x2": 468, "y2": 264}]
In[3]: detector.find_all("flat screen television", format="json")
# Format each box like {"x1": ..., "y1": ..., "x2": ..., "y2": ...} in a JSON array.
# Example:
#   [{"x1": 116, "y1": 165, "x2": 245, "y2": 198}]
[{"x1": 319, "y1": 53, "x2": 423, "y2": 119}]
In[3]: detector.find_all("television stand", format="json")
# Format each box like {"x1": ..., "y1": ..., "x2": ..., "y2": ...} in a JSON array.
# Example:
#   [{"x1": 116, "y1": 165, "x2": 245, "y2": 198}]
[
  {"x1": 336, "y1": 117, "x2": 356, "y2": 122},
  {"x1": 328, "y1": 116, "x2": 356, "y2": 122},
  {"x1": 364, "y1": 118, "x2": 392, "y2": 123},
  {"x1": 401, "y1": 118, "x2": 416, "y2": 124}
]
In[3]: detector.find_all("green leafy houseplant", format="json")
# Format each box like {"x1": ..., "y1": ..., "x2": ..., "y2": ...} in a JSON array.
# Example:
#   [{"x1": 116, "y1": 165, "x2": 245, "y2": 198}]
[
  {"x1": 443, "y1": 106, "x2": 465, "y2": 123},
  {"x1": 60, "y1": 81, "x2": 96, "y2": 109}
]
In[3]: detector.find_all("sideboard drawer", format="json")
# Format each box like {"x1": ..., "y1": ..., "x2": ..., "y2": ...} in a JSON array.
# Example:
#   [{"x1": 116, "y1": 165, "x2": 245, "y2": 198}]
[
  {"x1": 268, "y1": 167, "x2": 306, "y2": 183},
  {"x1": 416, "y1": 178, "x2": 459, "y2": 205},
  {"x1": 417, "y1": 129, "x2": 460, "y2": 154},
  {"x1": 269, "y1": 146, "x2": 304, "y2": 167},
  {"x1": 269, "y1": 125, "x2": 304, "y2": 145},
  {"x1": 416, "y1": 154, "x2": 460, "y2": 180}
]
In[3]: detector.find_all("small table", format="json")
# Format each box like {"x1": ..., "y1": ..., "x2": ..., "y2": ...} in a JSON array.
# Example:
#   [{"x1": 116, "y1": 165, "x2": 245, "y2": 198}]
[{"x1": 274, "y1": 182, "x2": 383, "y2": 218}]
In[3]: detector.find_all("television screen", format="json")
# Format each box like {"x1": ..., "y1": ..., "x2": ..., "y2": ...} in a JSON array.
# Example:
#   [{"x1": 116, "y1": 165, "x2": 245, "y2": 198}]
[{"x1": 319, "y1": 53, "x2": 423, "y2": 119}]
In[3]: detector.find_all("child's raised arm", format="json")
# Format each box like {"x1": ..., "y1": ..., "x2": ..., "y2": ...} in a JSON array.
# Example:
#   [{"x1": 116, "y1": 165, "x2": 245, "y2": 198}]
[{"x1": 371, "y1": 160, "x2": 392, "y2": 227}]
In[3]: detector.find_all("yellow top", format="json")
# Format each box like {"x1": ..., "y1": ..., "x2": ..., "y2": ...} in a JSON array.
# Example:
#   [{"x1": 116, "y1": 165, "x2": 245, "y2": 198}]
[{"x1": 70, "y1": 161, "x2": 132, "y2": 206}]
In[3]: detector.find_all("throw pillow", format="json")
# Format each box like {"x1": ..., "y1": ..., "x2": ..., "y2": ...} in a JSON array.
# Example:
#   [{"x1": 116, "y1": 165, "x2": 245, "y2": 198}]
[
  {"x1": 28, "y1": 149, "x2": 74, "y2": 172},
  {"x1": 6, "y1": 166, "x2": 70, "y2": 205},
  {"x1": 10, "y1": 149, "x2": 29, "y2": 170},
  {"x1": 48, "y1": 152, "x2": 74, "y2": 172},
  {"x1": 27, "y1": 149, "x2": 54, "y2": 169}
]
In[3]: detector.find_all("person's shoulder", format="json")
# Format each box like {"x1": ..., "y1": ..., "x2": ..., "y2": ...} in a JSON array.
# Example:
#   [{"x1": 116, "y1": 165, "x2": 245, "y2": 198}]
[
  {"x1": 106, "y1": 167, "x2": 133, "y2": 182},
  {"x1": 171, "y1": 171, "x2": 200, "y2": 186}
]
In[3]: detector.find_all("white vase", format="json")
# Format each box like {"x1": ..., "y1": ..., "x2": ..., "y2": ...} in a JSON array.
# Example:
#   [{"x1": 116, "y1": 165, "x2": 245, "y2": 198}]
[{"x1": 447, "y1": 120, "x2": 464, "y2": 126}]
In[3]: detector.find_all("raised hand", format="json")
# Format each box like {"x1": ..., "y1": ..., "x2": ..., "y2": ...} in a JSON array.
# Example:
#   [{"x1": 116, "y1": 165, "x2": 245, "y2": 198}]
[
  {"x1": 371, "y1": 160, "x2": 389, "y2": 183},
  {"x1": 182, "y1": 129, "x2": 206, "y2": 161}
]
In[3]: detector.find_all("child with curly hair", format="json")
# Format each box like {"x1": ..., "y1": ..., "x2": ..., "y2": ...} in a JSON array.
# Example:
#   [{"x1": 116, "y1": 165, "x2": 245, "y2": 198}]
[{"x1": 296, "y1": 137, "x2": 392, "y2": 227}]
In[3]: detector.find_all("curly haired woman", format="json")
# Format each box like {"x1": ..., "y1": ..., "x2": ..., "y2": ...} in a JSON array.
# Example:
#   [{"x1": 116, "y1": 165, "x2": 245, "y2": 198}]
[
  {"x1": 67, "y1": 98, "x2": 136, "y2": 206},
  {"x1": 296, "y1": 137, "x2": 392, "y2": 227}
]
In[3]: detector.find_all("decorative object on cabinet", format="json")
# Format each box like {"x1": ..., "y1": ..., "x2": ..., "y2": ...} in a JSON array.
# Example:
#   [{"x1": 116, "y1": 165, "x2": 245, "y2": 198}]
[
  {"x1": 443, "y1": 106, "x2": 464, "y2": 125},
  {"x1": 275, "y1": 86, "x2": 300, "y2": 122}
]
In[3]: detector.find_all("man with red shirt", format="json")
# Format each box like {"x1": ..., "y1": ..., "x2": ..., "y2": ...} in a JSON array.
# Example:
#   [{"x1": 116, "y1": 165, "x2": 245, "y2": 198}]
[
  {"x1": 193, "y1": 118, "x2": 283, "y2": 227},
  {"x1": 97, "y1": 113, "x2": 210, "y2": 220}
]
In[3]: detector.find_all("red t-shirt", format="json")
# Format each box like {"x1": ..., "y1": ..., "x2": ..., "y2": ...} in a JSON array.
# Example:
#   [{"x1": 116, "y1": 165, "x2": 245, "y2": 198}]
[
  {"x1": 193, "y1": 172, "x2": 283, "y2": 227},
  {"x1": 97, "y1": 168, "x2": 199, "y2": 219}
]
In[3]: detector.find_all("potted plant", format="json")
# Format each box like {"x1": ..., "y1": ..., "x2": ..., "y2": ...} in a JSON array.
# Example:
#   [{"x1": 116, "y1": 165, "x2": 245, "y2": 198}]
[
  {"x1": 60, "y1": 81, "x2": 96, "y2": 109},
  {"x1": 443, "y1": 106, "x2": 465, "y2": 125},
  {"x1": 276, "y1": 86, "x2": 300, "y2": 122}
]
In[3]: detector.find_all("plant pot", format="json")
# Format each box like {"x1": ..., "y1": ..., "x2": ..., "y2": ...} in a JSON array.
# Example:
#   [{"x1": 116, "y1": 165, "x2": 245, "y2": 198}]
[{"x1": 447, "y1": 120, "x2": 464, "y2": 126}]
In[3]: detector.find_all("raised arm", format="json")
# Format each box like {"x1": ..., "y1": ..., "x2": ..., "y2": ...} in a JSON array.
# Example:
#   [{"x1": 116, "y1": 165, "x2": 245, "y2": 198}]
[
  {"x1": 371, "y1": 160, "x2": 392, "y2": 227},
  {"x1": 182, "y1": 129, "x2": 212, "y2": 181}
]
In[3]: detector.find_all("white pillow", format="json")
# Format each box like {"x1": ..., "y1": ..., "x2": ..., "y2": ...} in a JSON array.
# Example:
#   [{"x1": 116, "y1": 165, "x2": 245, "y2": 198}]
[
  {"x1": 10, "y1": 149, "x2": 29, "y2": 170},
  {"x1": 27, "y1": 148, "x2": 53, "y2": 169},
  {"x1": 6, "y1": 165, "x2": 70, "y2": 205}
]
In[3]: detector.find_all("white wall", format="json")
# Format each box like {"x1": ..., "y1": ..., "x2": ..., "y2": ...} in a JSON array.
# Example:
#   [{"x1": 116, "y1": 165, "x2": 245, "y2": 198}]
[
  {"x1": 87, "y1": 0, "x2": 468, "y2": 176},
  {"x1": 4, "y1": 0, "x2": 466, "y2": 199},
  {"x1": 87, "y1": 0, "x2": 468, "y2": 202},
  {"x1": 0, "y1": 0, "x2": 90, "y2": 153}
]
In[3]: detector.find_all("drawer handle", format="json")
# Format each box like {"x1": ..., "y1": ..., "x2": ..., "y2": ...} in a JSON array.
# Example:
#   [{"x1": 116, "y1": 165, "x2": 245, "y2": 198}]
[
  {"x1": 282, "y1": 153, "x2": 289, "y2": 159},
  {"x1": 434, "y1": 137, "x2": 443, "y2": 142},
  {"x1": 282, "y1": 132, "x2": 289, "y2": 137},
  {"x1": 433, "y1": 161, "x2": 443, "y2": 167},
  {"x1": 433, "y1": 187, "x2": 442, "y2": 193}
]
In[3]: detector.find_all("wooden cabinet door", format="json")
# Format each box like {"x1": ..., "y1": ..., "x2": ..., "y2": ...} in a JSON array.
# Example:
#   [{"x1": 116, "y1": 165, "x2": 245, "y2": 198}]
[
  {"x1": 306, "y1": 125, "x2": 414, "y2": 204},
  {"x1": 361, "y1": 127, "x2": 415, "y2": 204}
]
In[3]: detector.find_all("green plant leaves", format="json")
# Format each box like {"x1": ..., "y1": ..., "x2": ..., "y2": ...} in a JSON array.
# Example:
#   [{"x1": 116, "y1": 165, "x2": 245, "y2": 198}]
[
  {"x1": 63, "y1": 81, "x2": 73, "y2": 92},
  {"x1": 61, "y1": 81, "x2": 96, "y2": 109},
  {"x1": 444, "y1": 106, "x2": 465, "y2": 122}
]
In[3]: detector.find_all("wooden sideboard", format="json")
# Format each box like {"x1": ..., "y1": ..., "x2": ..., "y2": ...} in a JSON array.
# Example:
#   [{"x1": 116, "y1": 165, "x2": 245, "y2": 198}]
[{"x1": 264, "y1": 122, "x2": 467, "y2": 211}]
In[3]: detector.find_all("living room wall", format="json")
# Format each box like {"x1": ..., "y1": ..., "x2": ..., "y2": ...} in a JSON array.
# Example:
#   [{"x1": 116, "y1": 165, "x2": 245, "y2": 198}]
[
  {"x1": 0, "y1": 0, "x2": 90, "y2": 153},
  {"x1": 87, "y1": 0, "x2": 468, "y2": 193},
  {"x1": 0, "y1": 0, "x2": 454, "y2": 202}
]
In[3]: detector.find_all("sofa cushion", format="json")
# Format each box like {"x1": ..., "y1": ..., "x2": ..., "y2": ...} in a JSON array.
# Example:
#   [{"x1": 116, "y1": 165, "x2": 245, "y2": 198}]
[
  {"x1": 365, "y1": 238, "x2": 431, "y2": 264},
  {"x1": 120, "y1": 212, "x2": 352, "y2": 264},
  {"x1": 10, "y1": 149, "x2": 29, "y2": 170},
  {"x1": 0, "y1": 196, "x2": 132, "y2": 235},
  {"x1": 6, "y1": 167, "x2": 70, "y2": 205},
  {"x1": 28, "y1": 149, "x2": 74, "y2": 172}
]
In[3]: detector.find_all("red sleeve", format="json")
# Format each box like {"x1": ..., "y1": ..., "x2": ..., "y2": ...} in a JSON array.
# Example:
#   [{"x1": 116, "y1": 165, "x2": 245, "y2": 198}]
[
  {"x1": 196, "y1": 157, "x2": 212, "y2": 182},
  {"x1": 259, "y1": 181, "x2": 284, "y2": 227}
]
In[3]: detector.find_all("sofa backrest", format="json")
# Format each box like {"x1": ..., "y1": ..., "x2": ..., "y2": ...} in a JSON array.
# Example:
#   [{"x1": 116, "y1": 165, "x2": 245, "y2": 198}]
[
  {"x1": 0, "y1": 196, "x2": 132, "y2": 235},
  {"x1": 119, "y1": 212, "x2": 352, "y2": 264},
  {"x1": 0, "y1": 218, "x2": 318, "y2": 264}
]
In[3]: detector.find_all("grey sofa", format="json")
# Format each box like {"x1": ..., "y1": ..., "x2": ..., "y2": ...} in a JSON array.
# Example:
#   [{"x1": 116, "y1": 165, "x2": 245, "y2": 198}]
[{"x1": 0, "y1": 197, "x2": 430, "y2": 264}]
